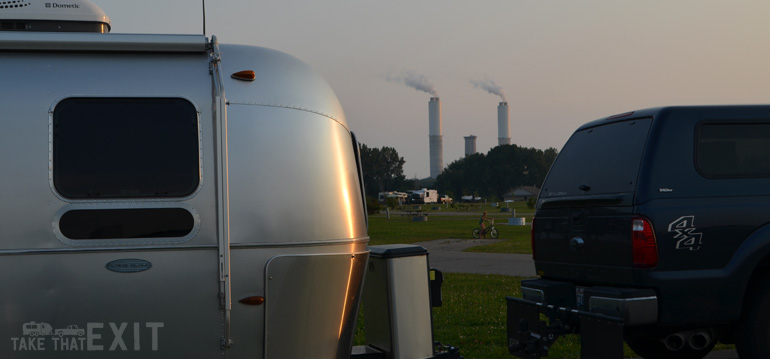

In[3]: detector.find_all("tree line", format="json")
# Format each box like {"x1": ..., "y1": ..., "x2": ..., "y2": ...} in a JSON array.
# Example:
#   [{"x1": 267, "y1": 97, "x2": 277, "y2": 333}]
[{"x1": 359, "y1": 143, "x2": 558, "y2": 201}]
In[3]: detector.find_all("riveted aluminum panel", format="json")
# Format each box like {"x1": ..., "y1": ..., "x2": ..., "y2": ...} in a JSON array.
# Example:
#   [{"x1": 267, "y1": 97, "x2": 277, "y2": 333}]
[
  {"x1": 0, "y1": 250, "x2": 222, "y2": 358},
  {"x1": 0, "y1": 32, "x2": 369, "y2": 359},
  {"x1": 218, "y1": 44, "x2": 347, "y2": 128},
  {"x1": 264, "y1": 252, "x2": 368, "y2": 359},
  {"x1": 226, "y1": 105, "x2": 367, "y2": 245}
]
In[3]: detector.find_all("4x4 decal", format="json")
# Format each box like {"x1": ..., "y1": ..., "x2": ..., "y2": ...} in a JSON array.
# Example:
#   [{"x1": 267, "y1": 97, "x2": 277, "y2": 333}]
[{"x1": 668, "y1": 216, "x2": 703, "y2": 251}]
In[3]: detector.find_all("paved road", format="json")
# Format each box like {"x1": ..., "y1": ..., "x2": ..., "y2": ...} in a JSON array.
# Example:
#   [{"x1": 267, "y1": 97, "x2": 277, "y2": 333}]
[
  {"x1": 414, "y1": 238, "x2": 536, "y2": 277},
  {"x1": 412, "y1": 238, "x2": 739, "y2": 359}
]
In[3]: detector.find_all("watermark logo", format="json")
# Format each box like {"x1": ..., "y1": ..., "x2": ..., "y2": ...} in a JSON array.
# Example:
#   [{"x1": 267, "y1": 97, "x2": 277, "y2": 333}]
[{"x1": 11, "y1": 321, "x2": 163, "y2": 352}]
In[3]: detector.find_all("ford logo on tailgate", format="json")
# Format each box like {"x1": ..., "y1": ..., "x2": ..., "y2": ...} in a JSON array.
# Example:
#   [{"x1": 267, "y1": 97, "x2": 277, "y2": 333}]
[
  {"x1": 569, "y1": 237, "x2": 585, "y2": 251},
  {"x1": 106, "y1": 259, "x2": 153, "y2": 273}
]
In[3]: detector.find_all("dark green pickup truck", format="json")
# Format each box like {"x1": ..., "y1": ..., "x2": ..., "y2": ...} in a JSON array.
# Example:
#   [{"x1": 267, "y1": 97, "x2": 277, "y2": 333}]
[{"x1": 509, "y1": 106, "x2": 770, "y2": 359}]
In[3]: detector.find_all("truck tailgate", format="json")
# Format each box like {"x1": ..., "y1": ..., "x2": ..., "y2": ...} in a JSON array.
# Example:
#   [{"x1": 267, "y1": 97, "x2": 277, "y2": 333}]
[{"x1": 533, "y1": 205, "x2": 636, "y2": 285}]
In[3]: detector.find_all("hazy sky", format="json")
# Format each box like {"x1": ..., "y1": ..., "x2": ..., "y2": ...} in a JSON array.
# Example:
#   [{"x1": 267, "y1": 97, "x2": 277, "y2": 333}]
[{"x1": 97, "y1": 0, "x2": 770, "y2": 179}]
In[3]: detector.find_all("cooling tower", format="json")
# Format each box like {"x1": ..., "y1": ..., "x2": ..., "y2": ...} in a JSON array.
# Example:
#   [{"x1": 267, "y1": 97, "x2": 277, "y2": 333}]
[
  {"x1": 498, "y1": 102, "x2": 511, "y2": 145},
  {"x1": 429, "y1": 97, "x2": 443, "y2": 178},
  {"x1": 464, "y1": 135, "x2": 477, "y2": 157}
]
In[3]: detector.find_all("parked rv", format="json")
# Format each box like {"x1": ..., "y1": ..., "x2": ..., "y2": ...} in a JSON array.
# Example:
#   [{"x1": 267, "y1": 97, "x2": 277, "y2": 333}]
[
  {"x1": 0, "y1": 1, "x2": 370, "y2": 358},
  {"x1": 461, "y1": 195, "x2": 482, "y2": 202},
  {"x1": 0, "y1": 2, "x2": 456, "y2": 359},
  {"x1": 409, "y1": 188, "x2": 439, "y2": 204},
  {"x1": 378, "y1": 191, "x2": 408, "y2": 205}
]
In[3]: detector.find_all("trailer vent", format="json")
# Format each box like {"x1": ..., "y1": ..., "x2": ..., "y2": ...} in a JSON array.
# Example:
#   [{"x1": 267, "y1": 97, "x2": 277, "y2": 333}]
[
  {"x1": 0, "y1": 0, "x2": 110, "y2": 33},
  {"x1": 0, "y1": 1, "x2": 32, "y2": 9}
]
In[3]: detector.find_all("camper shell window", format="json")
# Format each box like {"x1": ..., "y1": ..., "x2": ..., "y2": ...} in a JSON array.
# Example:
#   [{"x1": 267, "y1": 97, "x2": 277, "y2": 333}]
[
  {"x1": 540, "y1": 118, "x2": 651, "y2": 198},
  {"x1": 697, "y1": 123, "x2": 770, "y2": 178},
  {"x1": 53, "y1": 98, "x2": 200, "y2": 199}
]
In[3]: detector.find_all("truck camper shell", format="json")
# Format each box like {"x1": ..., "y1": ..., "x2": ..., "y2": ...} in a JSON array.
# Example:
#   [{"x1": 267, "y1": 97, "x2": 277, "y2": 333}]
[{"x1": 0, "y1": 2, "x2": 371, "y2": 358}]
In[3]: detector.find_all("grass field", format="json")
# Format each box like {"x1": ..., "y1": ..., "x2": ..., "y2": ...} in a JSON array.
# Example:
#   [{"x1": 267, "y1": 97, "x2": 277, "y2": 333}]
[
  {"x1": 354, "y1": 273, "x2": 640, "y2": 358},
  {"x1": 367, "y1": 204, "x2": 533, "y2": 254}
]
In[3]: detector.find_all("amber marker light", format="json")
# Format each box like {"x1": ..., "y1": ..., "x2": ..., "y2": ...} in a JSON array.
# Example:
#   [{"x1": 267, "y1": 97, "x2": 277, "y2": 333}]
[
  {"x1": 231, "y1": 70, "x2": 256, "y2": 81},
  {"x1": 238, "y1": 296, "x2": 265, "y2": 305}
]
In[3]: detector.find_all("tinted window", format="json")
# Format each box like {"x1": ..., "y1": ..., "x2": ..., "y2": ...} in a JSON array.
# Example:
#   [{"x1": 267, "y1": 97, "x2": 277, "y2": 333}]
[
  {"x1": 53, "y1": 98, "x2": 200, "y2": 199},
  {"x1": 59, "y1": 208, "x2": 194, "y2": 240},
  {"x1": 697, "y1": 123, "x2": 770, "y2": 178},
  {"x1": 541, "y1": 118, "x2": 651, "y2": 198}
]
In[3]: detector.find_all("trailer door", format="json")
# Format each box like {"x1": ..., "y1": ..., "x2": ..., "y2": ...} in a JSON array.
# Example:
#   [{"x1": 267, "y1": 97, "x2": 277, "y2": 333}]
[{"x1": 1, "y1": 96, "x2": 225, "y2": 359}]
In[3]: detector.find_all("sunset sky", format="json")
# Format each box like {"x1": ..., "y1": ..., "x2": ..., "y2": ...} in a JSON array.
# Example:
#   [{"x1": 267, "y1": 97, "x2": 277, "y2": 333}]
[{"x1": 98, "y1": 0, "x2": 770, "y2": 179}]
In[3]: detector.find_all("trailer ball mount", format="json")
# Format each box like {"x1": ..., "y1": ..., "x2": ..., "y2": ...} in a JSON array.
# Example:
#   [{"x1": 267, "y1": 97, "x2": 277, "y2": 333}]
[{"x1": 507, "y1": 297, "x2": 625, "y2": 359}]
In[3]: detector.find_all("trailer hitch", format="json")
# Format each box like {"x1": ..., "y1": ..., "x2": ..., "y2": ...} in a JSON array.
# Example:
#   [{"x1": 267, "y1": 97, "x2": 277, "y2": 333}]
[
  {"x1": 507, "y1": 297, "x2": 624, "y2": 358},
  {"x1": 509, "y1": 317, "x2": 573, "y2": 358}
]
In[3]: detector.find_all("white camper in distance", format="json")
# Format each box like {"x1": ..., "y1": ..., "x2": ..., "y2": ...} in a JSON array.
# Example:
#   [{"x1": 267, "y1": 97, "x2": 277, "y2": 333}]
[{"x1": 409, "y1": 188, "x2": 439, "y2": 204}]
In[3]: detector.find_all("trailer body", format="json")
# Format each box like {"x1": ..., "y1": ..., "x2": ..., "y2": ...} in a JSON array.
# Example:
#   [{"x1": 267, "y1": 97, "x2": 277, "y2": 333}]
[{"x1": 0, "y1": 3, "x2": 368, "y2": 358}]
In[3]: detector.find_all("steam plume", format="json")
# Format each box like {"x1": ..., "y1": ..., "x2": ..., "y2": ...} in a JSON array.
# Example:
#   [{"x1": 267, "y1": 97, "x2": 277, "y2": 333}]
[
  {"x1": 387, "y1": 69, "x2": 438, "y2": 96},
  {"x1": 471, "y1": 77, "x2": 506, "y2": 102}
]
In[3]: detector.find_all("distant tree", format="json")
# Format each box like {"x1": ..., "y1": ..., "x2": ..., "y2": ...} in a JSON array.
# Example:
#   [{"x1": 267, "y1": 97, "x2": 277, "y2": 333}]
[
  {"x1": 359, "y1": 144, "x2": 407, "y2": 198},
  {"x1": 435, "y1": 145, "x2": 558, "y2": 201},
  {"x1": 485, "y1": 145, "x2": 521, "y2": 200},
  {"x1": 365, "y1": 196, "x2": 381, "y2": 215},
  {"x1": 435, "y1": 153, "x2": 486, "y2": 199},
  {"x1": 400, "y1": 177, "x2": 417, "y2": 191}
]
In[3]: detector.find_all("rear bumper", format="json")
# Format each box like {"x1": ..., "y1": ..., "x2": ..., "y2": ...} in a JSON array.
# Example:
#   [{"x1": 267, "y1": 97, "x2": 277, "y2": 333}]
[{"x1": 520, "y1": 278, "x2": 658, "y2": 325}]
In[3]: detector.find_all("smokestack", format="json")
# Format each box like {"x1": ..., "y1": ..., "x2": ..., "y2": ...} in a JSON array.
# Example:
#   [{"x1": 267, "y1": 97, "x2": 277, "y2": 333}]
[
  {"x1": 464, "y1": 135, "x2": 477, "y2": 157},
  {"x1": 429, "y1": 97, "x2": 443, "y2": 178},
  {"x1": 498, "y1": 102, "x2": 511, "y2": 145}
]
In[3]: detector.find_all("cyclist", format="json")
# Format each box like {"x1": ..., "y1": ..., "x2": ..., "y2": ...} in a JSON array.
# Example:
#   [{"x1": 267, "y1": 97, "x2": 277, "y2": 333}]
[{"x1": 479, "y1": 211, "x2": 488, "y2": 238}]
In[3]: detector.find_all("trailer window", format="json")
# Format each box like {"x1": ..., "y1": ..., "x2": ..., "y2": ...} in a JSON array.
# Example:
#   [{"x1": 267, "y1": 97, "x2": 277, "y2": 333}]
[
  {"x1": 53, "y1": 98, "x2": 200, "y2": 199},
  {"x1": 697, "y1": 123, "x2": 770, "y2": 178},
  {"x1": 59, "y1": 208, "x2": 194, "y2": 240}
]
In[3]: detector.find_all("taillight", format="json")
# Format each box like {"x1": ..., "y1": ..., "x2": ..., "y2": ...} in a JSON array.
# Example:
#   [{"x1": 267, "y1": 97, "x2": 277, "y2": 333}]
[
  {"x1": 632, "y1": 216, "x2": 658, "y2": 268},
  {"x1": 530, "y1": 217, "x2": 536, "y2": 260}
]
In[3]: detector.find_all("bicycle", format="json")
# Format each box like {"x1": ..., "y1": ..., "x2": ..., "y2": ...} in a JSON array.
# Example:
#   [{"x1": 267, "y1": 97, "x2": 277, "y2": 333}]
[{"x1": 472, "y1": 219, "x2": 498, "y2": 239}]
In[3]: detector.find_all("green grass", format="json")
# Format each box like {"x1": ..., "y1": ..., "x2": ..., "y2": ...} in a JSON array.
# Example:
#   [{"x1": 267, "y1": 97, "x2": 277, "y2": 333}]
[
  {"x1": 354, "y1": 274, "x2": 520, "y2": 358},
  {"x1": 431, "y1": 274, "x2": 521, "y2": 358},
  {"x1": 368, "y1": 211, "x2": 534, "y2": 254},
  {"x1": 367, "y1": 215, "x2": 481, "y2": 245},
  {"x1": 368, "y1": 201, "x2": 533, "y2": 244},
  {"x1": 354, "y1": 273, "x2": 642, "y2": 358}
]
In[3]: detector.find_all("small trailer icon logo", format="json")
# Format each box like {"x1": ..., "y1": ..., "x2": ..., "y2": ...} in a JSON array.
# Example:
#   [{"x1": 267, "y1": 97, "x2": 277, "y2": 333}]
[
  {"x1": 22, "y1": 321, "x2": 53, "y2": 337},
  {"x1": 45, "y1": 3, "x2": 50, "y2": 7}
]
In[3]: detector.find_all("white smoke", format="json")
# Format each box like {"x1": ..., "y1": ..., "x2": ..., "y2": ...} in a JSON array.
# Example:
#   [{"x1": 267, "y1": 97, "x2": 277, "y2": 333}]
[
  {"x1": 471, "y1": 77, "x2": 506, "y2": 102},
  {"x1": 387, "y1": 69, "x2": 438, "y2": 96}
]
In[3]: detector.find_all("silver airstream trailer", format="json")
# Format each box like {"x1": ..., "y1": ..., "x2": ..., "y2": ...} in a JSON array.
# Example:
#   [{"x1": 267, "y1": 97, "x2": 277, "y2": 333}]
[{"x1": 0, "y1": 1, "x2": 385, "y2": 358}]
